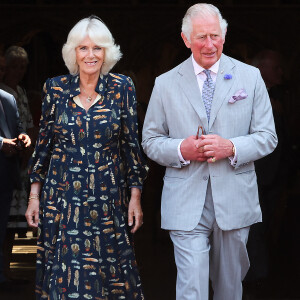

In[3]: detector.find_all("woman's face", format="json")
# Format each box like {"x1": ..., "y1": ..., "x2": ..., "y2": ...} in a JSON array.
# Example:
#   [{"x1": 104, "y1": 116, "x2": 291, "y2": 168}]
[
  {"x1": 75, "y1": 36, "x2": 104, "y2": 77},
  {"x1": 5, "y1": 57, "x2": 27, "y2": 85}
]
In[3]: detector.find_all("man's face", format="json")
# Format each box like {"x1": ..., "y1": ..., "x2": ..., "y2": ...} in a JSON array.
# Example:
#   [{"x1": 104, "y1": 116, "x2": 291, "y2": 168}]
[{"x1": 182, "y1": 15, "x2": 225, "y2": 69}]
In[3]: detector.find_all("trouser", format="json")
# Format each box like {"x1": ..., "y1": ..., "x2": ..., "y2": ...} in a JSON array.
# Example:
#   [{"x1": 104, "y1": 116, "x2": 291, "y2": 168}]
[{"x1": 169, "y1": 182, "x2": 250, "y2": 300}]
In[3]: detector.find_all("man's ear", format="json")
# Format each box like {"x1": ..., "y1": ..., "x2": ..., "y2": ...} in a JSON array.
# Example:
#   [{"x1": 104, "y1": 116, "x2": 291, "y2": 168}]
[{"x1": 181, "y1": 32, "x2": 191, "y2": 49}]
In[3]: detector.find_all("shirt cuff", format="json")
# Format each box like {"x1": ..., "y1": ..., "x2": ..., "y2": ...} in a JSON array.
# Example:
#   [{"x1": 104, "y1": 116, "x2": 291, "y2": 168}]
[
  {"x1": 178, "y1": 140, "x2": 190, "y2": 166},
  {"x1": 0, "y1": 137, "x2": 3, "y2": 150},
  {"x1": 228, "y1": 141, "x2": 237, "y2": 167}
]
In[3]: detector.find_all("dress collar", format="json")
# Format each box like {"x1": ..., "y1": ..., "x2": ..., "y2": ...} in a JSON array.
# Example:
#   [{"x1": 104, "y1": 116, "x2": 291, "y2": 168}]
[{"x1": 69, "y1": 74, "x2": 108, "y2": 98}]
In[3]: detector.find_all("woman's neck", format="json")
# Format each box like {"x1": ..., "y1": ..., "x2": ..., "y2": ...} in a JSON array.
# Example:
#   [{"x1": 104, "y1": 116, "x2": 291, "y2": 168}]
[{"x1": 79, "y1": 72, "x2": 100, "y2": 90}]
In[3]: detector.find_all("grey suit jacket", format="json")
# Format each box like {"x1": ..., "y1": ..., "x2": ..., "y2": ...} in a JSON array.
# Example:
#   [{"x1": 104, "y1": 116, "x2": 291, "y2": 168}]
[
  {"x1": 0, "y1": 89, "x2": 24, "y2": 191},
  {"x1": 142, "y1": 54, "x2": 278, "y2": 231}
]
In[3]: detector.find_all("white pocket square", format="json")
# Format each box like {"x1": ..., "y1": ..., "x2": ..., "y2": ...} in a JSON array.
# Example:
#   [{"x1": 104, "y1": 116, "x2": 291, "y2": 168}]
[{"x1": 228, "y1": 89, "x2": 248, "y2": 103}]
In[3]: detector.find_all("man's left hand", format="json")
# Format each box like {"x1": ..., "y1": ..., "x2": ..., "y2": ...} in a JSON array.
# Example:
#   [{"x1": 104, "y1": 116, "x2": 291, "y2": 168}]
[{"x1": 195, "y1": 134, "x2": 234, "y2": 163}]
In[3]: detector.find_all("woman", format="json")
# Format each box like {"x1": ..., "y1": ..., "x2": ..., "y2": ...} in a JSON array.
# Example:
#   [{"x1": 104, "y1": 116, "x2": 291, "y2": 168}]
[{"x1": 25, "y1": 16, "x2": 148, "y2": 300}]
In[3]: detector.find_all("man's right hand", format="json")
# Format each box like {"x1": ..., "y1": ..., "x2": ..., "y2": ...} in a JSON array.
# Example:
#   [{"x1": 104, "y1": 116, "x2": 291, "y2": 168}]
[
  {"x1": 180, "y1": 135, "x2": 207, "y2": 162},
  {"x1": 1, "y1": 138, "x2": 18, "y2": 156}
]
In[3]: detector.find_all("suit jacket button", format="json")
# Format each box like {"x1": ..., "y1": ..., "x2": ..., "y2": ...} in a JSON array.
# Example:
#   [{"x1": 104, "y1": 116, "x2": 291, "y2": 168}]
[{"x1": 203, "y1": 176, "x2": 208, "y2": 181}]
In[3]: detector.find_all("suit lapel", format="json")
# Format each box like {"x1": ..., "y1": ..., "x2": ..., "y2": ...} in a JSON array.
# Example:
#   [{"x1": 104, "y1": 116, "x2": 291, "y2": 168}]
[
  {"x1": 209, "y1": 54, "x2": 236, "y2": 129},
  {"x1": 0, "y1": 97, "x2": 12, "y2": 138},
  {"x1": 178, "y1": 57, "x2": 208, "y2": 132}
]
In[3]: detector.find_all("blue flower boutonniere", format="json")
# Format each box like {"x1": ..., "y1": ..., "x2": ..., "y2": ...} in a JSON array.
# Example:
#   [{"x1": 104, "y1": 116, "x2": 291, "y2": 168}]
[{"x1": 224, "y1": 74, "x2": 232, "y2": 80}]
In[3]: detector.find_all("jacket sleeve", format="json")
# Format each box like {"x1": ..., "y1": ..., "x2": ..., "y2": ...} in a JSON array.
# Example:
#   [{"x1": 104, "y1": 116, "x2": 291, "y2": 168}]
[
  {"x1": 28, "y1": 78, "x2": 55, "y2": 183},
  {"x1": 230, "y1": 68, "x2": 278, "y2": 168},
  {"x1": 142, "y1": 78, "x2": 183, "y2": 168},
  {"x1": 120, "y1": 77, "x2": 148, "y2": 187}
]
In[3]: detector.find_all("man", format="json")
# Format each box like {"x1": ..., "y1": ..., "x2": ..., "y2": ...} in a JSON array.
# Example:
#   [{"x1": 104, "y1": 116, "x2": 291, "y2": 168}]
[
  {"x1": 0, "y1": 88, "x2": 31, "y2": 289},
  {"x1": 142, "y1": 3, "x2": 277, "y2": 300}
]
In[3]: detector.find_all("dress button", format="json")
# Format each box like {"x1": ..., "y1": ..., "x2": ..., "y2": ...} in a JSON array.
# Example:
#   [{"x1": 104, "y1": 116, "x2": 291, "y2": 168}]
[{"x1": 203, "y1": 176, "x2": 208, "y2": 181}]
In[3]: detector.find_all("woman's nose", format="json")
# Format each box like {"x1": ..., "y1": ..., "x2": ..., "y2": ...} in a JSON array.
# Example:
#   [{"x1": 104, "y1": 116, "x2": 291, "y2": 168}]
[{"x1": 87, "y1": 48, "x2": 94, "y2": 58}]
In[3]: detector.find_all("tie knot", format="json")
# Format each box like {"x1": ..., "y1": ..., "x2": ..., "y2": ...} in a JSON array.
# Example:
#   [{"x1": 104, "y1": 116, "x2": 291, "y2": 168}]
[{"x1": 203, "y1": 69, "x2": 211, "y2": 78}]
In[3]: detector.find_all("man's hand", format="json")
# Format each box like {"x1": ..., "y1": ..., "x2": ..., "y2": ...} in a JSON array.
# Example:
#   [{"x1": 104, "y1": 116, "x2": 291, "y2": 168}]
[
  {"x1": 195, "y1": 134, "x2": 234, "y2": 163},
  {"x1": 1, "y1": 138, "x2": 18, "y2": 155},
  {"x1": 180, "y1": 135, "x2": 207, "y2": 162},
  {"x1": 17, "y1": 133, "x2": 31, "y2": 148}
]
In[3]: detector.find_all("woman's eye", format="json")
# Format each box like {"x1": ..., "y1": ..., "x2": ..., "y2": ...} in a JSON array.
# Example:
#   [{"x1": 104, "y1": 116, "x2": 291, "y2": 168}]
[{"x1": 94, "y1": 47, "x2": 102, "y2": 50}]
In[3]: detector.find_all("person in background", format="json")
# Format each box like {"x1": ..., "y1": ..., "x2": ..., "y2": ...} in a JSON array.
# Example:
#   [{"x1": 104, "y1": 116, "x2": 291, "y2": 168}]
[
  {"x1": 0, "y1": 56, "x2": 5, "y2": 83},
  {"x1": 142, "y1": 3, "x2": 277, "y2": 300},
  {"x1": 245, "y1": 49, "x2": 290, "y2": 290},
  {"x1": 0, "y1": 88, "x2": 31, "y2": 290},
  {"x1": 0, "y1": 46, "x2": 36, "y2": 277},
  {"x1": 25, "y1": 16, "x2": 148, "y2": 299}
]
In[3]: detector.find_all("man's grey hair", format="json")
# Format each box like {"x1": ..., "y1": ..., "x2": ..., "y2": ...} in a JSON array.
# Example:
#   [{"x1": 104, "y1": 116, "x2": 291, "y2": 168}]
[
  {"x1": 62, "y1": 16, "x2": 122, "y2": 75},
  {"x1": 182, "y1": 3, "x2": 228, "y2": 41}
]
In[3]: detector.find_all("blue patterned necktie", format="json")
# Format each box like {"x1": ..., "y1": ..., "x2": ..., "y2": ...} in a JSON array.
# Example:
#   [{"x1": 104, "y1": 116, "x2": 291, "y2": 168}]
[{"x1": 202, "y1": 69, "x2": 215, "y2": 122}]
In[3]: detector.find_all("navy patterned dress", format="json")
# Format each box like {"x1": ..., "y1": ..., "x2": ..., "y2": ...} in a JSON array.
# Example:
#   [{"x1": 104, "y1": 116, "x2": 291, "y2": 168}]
[{"x1": 29, "y1": 73, "x2": 148, "y2": 300}]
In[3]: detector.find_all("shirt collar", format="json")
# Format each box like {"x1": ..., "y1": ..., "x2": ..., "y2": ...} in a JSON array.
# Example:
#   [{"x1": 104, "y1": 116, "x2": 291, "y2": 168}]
[
  {"x1": 191, "y1": 54, "x2": 220, "y2": 76},
  {"x1": 69, "y1": 73, "x2": 108, "y2": 98}
]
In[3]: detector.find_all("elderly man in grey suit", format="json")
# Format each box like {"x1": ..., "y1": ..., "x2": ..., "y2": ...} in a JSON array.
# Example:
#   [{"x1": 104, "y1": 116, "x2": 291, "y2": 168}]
[
  {"x1": 0, "y1": 89, "x2": 30, "y2": 288},
  {"x1": 142, "y1": 3, "x2": 277, "y2": 300}
]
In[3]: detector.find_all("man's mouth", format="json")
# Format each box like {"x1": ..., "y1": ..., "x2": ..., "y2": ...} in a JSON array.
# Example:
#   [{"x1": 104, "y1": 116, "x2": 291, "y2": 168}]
[{"x1": 203, "y1": 53, "x2": 215, "y2": 58}]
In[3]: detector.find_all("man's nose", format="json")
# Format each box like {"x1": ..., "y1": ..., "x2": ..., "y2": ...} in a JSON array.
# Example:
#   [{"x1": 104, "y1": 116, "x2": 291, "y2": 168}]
[{"x1": 204, "y1": 37, "x2": 213, "y2": 48}]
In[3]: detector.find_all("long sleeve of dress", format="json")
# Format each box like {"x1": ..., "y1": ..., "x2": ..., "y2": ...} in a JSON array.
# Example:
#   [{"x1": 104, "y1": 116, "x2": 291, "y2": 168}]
[
  {"x1": 120, "y1": 77, "x2": 148, "y2": 187},
  {"x1": 29, "y1": 79, "x2": 55, "y2": 183}
]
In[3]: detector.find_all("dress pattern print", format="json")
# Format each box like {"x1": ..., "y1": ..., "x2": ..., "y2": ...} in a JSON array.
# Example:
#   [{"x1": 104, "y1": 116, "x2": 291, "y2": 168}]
[{"x1": 29, "y1": 73, "x2": 148, "y2": 300}]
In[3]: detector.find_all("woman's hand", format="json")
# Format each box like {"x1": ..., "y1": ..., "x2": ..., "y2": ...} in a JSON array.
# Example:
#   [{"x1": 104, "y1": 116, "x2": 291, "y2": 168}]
[
  {"x1": 25, "y1": 183, "x2": 41, "y2": 228},
  {"x1": 128, "y1": 187, "x2": 143, "y2": 234},
  {"x1": 25, "y1": 198, "x2": 39, "y2": 228}
]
